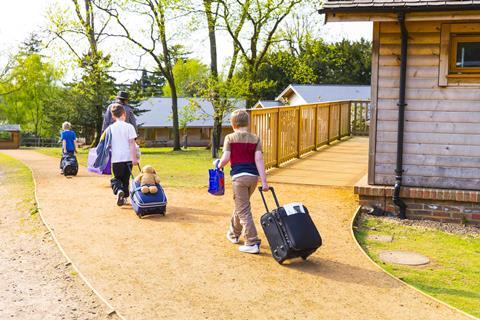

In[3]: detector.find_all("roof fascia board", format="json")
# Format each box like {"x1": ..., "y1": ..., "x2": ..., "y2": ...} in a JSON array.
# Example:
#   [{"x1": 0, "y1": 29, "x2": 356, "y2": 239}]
[
  {"x1": 275, "y1": 84, "x2": 295, "y2": 101},
  {"x1": 319, "y1": 6, "x2": 480, "y2": 15},
  {"x1": 324, "y1": 10, "x2": 480, "y2": 22},
  {"x1": 276, "y1": 85, "x2": 307, "y2": 103}
]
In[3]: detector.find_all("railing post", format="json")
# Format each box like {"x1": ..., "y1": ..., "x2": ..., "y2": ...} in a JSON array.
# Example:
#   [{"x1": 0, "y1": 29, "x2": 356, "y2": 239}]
[
  {"x1": 297, "y1": 106, "x2": 301, "y2": 157},
  {"x1": 352, "y1": 102, "x2": 356, "y2": 135},
  {"x1": 276, "y1": 108, "x2": 281, "y2": 167},
  {"x1": 338, "y1": 103, "x2": 342, "y2": 140},
  {"x1": 364, "y1": 101, "x2": 368, "y2": 133},
  {"x1": 313, "y1": 105, "x2": 318, "y2": 150},
  {"x1": 349, "y1": 102, "x2": 352, "y2": 136},
  {"x1": 327, "y1": 104, "x2": 331, "y2": 145}
]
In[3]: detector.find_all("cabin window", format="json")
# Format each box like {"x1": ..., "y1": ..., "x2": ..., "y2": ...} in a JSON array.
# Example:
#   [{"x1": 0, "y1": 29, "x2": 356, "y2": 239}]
[
  {"x1": 439, "y1": 23, "x2": 480, "y2": 86},
  {"x1": 0, "y1": 131, "x2": 13, "y2": 142},
  {"x1": 145, "y1": 128, "x2": 156, "y2": 141},
  {"x1": 200, "y1": 128, "x2": 210, "y2": 139},
  {"x1": 450, "y1": 35, "x2": 480, "y2": 74}
]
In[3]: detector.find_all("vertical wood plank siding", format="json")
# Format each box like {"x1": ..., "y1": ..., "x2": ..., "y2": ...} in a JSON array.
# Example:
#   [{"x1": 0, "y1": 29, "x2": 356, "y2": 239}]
[
  {"x1": 249, "y1": 101, "x2": 369, "y2": 169},
  {"x1": 374, "y1": 21, "x2": 480, "y2": 190}
]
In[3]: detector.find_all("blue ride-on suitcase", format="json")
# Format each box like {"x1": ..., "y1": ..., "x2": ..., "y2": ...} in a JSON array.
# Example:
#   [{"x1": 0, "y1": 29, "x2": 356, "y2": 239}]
[
  {"x1": 259, "y1": 187, "x2": 322, "y2": 264},
  {"x1": 130, "y1": 180, "x2": 167, "y2": 218}
]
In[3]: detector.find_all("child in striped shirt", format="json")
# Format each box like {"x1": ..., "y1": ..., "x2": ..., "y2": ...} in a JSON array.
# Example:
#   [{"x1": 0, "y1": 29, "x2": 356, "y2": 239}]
[{"x1": 217, "y1": 110, "x2": 269, "y2": 254}]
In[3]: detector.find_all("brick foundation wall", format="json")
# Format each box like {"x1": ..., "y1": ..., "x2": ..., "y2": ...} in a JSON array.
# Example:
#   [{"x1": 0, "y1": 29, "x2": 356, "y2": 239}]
[{"x1": 355, "y1": 184, "x2": 480, "y2": 225}]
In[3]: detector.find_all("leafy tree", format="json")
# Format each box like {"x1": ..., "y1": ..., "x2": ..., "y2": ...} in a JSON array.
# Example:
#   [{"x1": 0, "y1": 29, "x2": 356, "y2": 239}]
[
  {"x1": 254, "y1": 38, "x2": 371, "y2": 100},
  {"x1": 174, "y1": 99, "x2": 207, "y2": 149},
  {"x1": 162, "y1": 59, "x2": 208, "y2": 97},
  {"x1": 95, "y1": 0, "x2": 187, "y2": 151},
  {"x1": 130, "y1": 69, "x2": 165, "y2": 98},
  {"x1": 48, "y1": 0, "x2": 116, "y2": 144},
  {"x1": 0, "y1": 53, "x2": 63, "y2": 137},
  {"x1": 219, "y1": 0, "x2": 303, "y2": 107}
]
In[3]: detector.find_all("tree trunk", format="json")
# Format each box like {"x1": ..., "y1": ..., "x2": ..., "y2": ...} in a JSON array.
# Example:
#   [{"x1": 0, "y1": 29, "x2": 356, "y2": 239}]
[
  {"x1": 92, "y1": 103, "x2": 103, "y2": 146},
  {"x1": 204, "y1": 0, "x2": 221, "y2": 158},
  {"x1": 214, "y1": 116, "x2": 222, "y2": 151},
  {"x1": 204, "y1": 0, "x2": 218, "y2": 79},
  {"x1": 211, "y1": 116, "x2": 221, "y2": 158},
  {"x1": 169, "y1": 79, "x2": 181, "y2": 151}
]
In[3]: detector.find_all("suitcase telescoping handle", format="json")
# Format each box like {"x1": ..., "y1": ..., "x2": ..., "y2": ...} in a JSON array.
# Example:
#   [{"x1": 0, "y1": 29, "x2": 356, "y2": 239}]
[{"x1": 258, "y1": 186, "x2": 280, "y2": 212}]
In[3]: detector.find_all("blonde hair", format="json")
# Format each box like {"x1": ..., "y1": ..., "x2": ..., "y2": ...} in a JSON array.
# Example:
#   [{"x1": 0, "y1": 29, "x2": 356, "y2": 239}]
[
  {"x1": 230, "y1": 109, "x2": 249, "y2": 128},
  {"x1": 62, "y1": 122, "x2": 71, "y2": 130}
]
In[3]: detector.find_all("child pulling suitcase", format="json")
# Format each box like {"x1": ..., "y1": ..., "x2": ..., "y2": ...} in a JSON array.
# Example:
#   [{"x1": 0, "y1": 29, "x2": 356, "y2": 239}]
[
  {"x1": 259, "y1": 187, "x2": 322, "y2": 264},
  {"x1": 61, "y1": 152, "x2": 78, "y2": 176}
]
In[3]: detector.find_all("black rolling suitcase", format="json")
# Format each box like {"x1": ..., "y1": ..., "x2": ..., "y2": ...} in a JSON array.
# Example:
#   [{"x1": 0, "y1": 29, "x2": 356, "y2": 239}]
[{"x1": 259, "y1": 187, "x2": 322, "y2": 264}]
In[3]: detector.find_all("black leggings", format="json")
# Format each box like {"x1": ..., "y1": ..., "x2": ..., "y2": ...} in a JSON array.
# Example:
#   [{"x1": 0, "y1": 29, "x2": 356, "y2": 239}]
[{"x1": 111, "y1": 162, "x2": 132, "y2": 196}]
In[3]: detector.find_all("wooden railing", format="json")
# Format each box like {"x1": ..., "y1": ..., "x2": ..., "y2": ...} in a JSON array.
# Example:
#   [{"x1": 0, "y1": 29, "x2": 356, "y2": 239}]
[
  {"x1": 248, "y1": 100, "x2": 370, "y2": 169},
  {"x1": 351, "y1": 100, "x2": 370, "y2": 136}
]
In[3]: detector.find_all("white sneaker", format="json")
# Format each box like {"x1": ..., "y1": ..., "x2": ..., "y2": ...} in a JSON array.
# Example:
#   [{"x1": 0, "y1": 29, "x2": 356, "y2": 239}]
[
  {"x1": 226, "y1": 232, "x2": 240, "y2": 244},
  {"x1": 239, "y1": 244, "x2": 260, "y2": 254}
]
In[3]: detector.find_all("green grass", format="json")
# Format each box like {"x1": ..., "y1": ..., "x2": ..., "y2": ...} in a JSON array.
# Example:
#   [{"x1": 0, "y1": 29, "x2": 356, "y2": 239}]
[
  {"x1": 0, "y1": 153, "x2": 37, "y2": 229},
  {"x1": 355, "y1": 216, "x2": 480, "y2": 318},
  {"x1": 34, "y1": 147, "x2": 217, "y2": 188}
]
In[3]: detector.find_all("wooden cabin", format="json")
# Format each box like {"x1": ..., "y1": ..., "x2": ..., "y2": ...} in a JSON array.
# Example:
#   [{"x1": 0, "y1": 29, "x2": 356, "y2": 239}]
[
  {"x1": 135, "y1": 97, "x2": 239, "y2": 147},
  {"x1": 319, "y1": 1, "x2": 480, "y2": 225},
  {"x1": 0, "y1": 124, "x2": 21, "y2": 149},
  {"x1": 276, "y1": 84, "x2": 371, "y2": 106},
  {"x1": 253, "y1": 84, "x2": 371, "y2": 108}
]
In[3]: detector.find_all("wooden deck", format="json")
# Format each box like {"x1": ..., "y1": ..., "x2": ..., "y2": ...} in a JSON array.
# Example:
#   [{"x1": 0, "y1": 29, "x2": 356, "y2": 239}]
[{"x1": 267, "y1": 136, "x2": 369, "y2": 187}]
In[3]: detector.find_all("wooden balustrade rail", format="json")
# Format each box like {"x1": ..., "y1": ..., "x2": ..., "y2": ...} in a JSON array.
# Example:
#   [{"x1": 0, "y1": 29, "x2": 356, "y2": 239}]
[{"x1": 248, "y1": 100, "x2": 370, "y2": 169}]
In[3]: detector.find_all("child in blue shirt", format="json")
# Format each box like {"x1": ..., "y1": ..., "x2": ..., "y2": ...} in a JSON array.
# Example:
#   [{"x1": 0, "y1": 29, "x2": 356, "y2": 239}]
[{"x1": 60, "y1": 122, "x2": 77, "y2": 171}]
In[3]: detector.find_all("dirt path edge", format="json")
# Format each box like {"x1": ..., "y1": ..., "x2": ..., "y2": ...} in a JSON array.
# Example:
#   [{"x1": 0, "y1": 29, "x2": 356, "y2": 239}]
[
  {"x1": 17, "y1": 157, "x2": 125, "y2": 320},
  {"x1": 350, "y1": 207, "x2": 479, "y2": 320}
]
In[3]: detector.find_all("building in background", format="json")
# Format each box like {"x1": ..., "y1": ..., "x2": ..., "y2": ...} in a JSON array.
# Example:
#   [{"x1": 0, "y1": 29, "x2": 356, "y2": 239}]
[
  {"x1": 253, "y1": 84, "x2": 371, "y2": 108},
  {"x1": 277, "y1": 84, "x2": 371, "y2": 105},
  {"x1": 320, "y1": 0, "x2": 480, "y2": 225},
  {"x1": 136, "y1": 97, "x2": 244, "y2": 147},
  {"x1": 0, "y1": 124, "x2": 21, "y2": 149}
]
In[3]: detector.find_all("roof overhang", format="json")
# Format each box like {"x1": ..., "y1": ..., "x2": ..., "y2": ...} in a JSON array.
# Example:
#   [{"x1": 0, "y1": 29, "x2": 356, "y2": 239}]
[
  {"x1": 275, "y1": 85, "x2": 302, "y2": 102},
  {"x1": 319, "y1": 6, "x2": 480, "y2": 22}
]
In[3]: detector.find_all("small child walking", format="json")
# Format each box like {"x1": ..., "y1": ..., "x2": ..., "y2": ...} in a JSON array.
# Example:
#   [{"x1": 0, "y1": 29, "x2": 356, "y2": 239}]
[
  {"x1": 108, "y1": 104, "x2": 138, "y2": 206},
  {"x1": 217, "y1": 110, "x2": 269, "y2": 254},
  {"x1": 60, "y1": 121, "x2": 77, "y2": 171}
]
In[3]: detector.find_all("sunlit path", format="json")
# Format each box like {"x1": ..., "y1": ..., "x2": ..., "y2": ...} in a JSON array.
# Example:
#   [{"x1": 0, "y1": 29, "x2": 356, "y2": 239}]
[{"x1": 1, "y1": 149, "x2": 468, "y2": 320}]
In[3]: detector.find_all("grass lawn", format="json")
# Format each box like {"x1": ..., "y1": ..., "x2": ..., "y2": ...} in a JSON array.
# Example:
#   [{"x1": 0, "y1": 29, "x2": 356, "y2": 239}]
[
  {"x1": 33, "y1": 147, "x2": 218, "y2": 188},
  {"x1": 0, "y1": 153, "x2": 36, "y2": 217},
  {"x1": 355, "y1": 215, "x2": 480, "y2": 318}
]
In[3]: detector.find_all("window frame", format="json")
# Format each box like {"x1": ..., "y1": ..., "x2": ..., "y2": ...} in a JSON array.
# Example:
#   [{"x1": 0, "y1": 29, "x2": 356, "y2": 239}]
[
  {"x1": 0, "y1": 131, "x2": 13, "y2": 142},
  {"x1": 449, "y1": 35, "x2": 480, "y2": 74},
  {"x1": 145, "y1": 128, "x2": 156, "y2": 141},
  {"x1": 200, "y1": 127, "x2": 210, "y2": 140},
  {"x1": 439, "y1": 23, "x2": 480, "y2": 87}
]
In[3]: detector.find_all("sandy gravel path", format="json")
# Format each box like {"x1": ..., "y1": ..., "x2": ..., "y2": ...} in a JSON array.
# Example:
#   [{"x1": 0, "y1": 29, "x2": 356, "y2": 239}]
[
  {"x1": 0, "y1": 154, "x2": 110, "y2": 320},
  {"x1": 1, "y1": 149, "x2": 471, "y2": 320}
]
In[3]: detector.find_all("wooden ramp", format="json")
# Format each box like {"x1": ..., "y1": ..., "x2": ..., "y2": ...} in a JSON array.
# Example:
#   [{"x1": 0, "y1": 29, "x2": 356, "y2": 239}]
[{"x1": 267, "y1": 136, "x2": 369, "y2": 187}]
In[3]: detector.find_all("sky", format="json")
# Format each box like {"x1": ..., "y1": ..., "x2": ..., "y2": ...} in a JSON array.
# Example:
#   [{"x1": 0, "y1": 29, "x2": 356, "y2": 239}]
[{"x1": 0, "y1": 0, "x2": 372, "y2": 83}]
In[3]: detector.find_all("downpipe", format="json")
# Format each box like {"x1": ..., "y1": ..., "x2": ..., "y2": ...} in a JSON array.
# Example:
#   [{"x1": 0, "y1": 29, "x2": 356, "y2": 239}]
[{"x1": 393, "y1": 12, "x2": 408, "y2": 219}]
